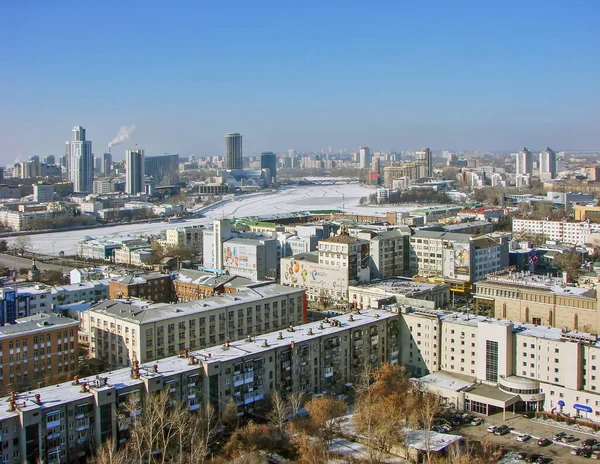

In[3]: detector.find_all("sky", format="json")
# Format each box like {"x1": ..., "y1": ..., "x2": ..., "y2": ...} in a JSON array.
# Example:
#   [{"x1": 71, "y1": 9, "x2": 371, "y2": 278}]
[{"x1": 0, "y1": 0, "x2": 599, "y2": 162}]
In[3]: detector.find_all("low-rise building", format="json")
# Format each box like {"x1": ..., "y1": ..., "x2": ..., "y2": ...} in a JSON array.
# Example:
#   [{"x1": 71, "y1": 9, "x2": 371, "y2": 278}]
[
  {"x1": 474, "y1": 270, "x2": 598, "y2": 333},
  {"x1": 173, "y1": 269, "x2": 252, "y2": 302},
  {"x1": 349, "y1": 278, "x2": 451, "y2": 310},
  {"x1": 108, "y1": 272, "x2": 173, "y2": 303}
]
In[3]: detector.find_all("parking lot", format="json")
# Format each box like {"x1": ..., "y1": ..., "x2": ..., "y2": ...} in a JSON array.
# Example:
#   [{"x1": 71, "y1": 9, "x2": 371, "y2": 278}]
[{"x1": 454, "y1": 411, "x2": 599, "y2": 463}]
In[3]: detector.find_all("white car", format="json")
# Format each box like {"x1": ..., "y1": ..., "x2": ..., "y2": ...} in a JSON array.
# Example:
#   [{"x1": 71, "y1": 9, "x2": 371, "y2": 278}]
[
  {"x1": 516, "y1": 433, "x2": 530, "y2": 442},
  {"x1": 471, "y1": 417, "x2": 483, "y2": 426},
  {"x1": 487, "y1": 425, "x2": 498, "y2": 433}
]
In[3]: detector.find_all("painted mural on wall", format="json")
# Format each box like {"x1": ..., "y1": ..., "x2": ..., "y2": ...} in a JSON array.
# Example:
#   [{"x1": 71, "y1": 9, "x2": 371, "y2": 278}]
[{"x1": 453, "y1": 243, "x2": 470, "y2": 276}]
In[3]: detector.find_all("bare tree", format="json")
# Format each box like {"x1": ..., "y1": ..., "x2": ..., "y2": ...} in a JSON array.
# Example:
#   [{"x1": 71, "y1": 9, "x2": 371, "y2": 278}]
[
  {"x1": 416, "y1": 391, "x2": 443, "y2": 464},
  {"x1": 287, "y1": 391, "x2": 305, "y2": 418},
  {"x1": 293, "y1": 430, "x2": 329, "y2": 464},
  {"x1": 267, "y1": 391, "x2": 289, "y2": 433},
  {"x1": 12, "y1": 235, "x2": 32, "y2": 256},
  {"x1": 87, "y1": 439, "x2": 128, "y2": 464}
]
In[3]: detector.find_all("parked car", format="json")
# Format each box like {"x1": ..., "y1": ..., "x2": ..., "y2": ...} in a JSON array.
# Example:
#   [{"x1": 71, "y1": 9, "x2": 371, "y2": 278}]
[
  {"x1": 537, "y1": 438, "x2": 552, "y2": 447},
  {"x1": 471, "y1": 417, "x2": 483, "y2": 426},
  {"x1": 517, "y1": 451, "x2": 529, "y2": 460},
  {"x1": 487, "y1": 425, "x2": 498, "y2": 433},
  {"x1": 563, "y1": 435, "x2": 578, "y2": 443},
  {"x1": 517, "y1": 433, "x2": 531, "y2": 442},
  {"x1": 584, "y1": 438, "x2": 599, "y2": 448},
  {"x1": 553, "y1": 432, "x2": 567, "y2": 441},
  {"x1": 527, "y1": 454, "x2": 541, "y2": 463},
  {"x1": 495, "y1": 425, "x2": 510, "y2": 436},
  {"x1": 535, "y1": 457, "x2": 552, "y2": 464},
  {"x1": 462, "y1": 413, "x2": 474, "y2": 424}
]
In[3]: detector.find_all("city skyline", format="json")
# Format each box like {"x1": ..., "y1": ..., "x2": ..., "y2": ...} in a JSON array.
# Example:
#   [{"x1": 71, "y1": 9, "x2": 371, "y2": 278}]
[{"x1": 1, "y1": 2, "x2": 598, "y2": 161}]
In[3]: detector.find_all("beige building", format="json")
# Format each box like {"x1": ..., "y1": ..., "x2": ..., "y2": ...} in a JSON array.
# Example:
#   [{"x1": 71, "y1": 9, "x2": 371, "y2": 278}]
[
  {"x1": 349, "y1": 278, "x2": 451, "y2": 310},
  {"x1": 86, "y1": 282, "x2": 306, "y2": 367},
  {"x1": 0, "y1": 308, "x2": 398, "y2": 464},
  {"x1": 474, "y1": 270, "x2": 599, "y2": 333},
  {"x1": 165, "y1": 224, "x2": 204, "y2": 249}
]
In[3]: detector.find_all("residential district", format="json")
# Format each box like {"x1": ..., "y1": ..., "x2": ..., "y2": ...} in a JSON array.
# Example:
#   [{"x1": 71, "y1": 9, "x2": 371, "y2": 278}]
[{"x1": 2, "y1": 129, "x2": 600, "y2": 462}]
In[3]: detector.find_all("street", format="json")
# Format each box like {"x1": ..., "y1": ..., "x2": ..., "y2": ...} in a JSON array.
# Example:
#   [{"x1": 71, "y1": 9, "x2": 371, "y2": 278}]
[{"x1": 0, "y1": 253, "x2": 73, "y2": 274}]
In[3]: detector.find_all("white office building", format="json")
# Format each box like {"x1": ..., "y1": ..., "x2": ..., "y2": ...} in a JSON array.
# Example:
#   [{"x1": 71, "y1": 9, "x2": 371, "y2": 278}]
[
  {"x1": 539, "y1": 147, "x2": 557, "y2": 181},
  {"x1": 66, "y1": 126, "x2": 93, "y2": 193},
  {"x1": 125, "y1": 149, "x2": 145, "y2": 194}
]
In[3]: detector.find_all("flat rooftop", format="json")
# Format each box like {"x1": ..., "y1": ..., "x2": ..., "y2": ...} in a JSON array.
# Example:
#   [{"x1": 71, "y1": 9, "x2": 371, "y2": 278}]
[
  {"x1": 0, "y1": 307, "x2": 396, "y2": 421},
  {"x1": 481, "y1": 271, "x2": 595, "y2": 297},
  {"x1": 90, "y1": 283, "x2": 304, "y2": 324},
  {"x1": 412, "y1": 370, "x2": 474, "y2": 392},
  {"x1": 352, "y1": 278, "x2": 443, "y2": 294},
  {"x1": 0, "y1": 314, "x2": 79, "y2": 338}
]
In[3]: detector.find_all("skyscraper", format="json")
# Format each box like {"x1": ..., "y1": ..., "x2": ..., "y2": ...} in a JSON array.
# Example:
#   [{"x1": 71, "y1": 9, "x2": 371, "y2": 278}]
[
  {"x1": 515, "y1": 147, "x2": 533, "y2": 177},
  {"x1": 415, "y1": 148, "x2": 432, "y2": 177},
  {"x1": 125, "y1": 149, "x2": 145, "y2": 194},
  {"x1": 225, "y1": 133, "x2": 243, "y2": 170},
  {"x1": 539, "y1": 147, "x2": 557, "y2": 181},
  {"x1": 145, "y1": 154, "x2": 179, "y2": 185},
  {"x1": 359, "y1": 147, "x2": 371, "y2": 169},
  {"x1": 65, "y1": 126, "x2": 93, "y2": 193},
  {"x1": 43, "y1": 155, "x2": 55, "y2": 165},
  {"x1": 260, "y1": 152, "x2": 277, "y2": 184},
  {"x1": 101, "y1": 152, "x2": 112, "y2": 176}
]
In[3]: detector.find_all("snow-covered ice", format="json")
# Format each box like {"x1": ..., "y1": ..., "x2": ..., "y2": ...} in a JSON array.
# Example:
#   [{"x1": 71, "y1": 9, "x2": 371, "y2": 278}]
[{"x1": 10, "y1": 183, "x2": 426, "y2": 256}]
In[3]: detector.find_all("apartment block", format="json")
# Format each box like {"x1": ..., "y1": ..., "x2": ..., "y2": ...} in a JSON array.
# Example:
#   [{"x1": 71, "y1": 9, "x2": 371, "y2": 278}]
[
  {"x1": 165, "y1": 224, "x2": 204, "y2": 249},
  {"x1": 87, "y1": 282, "x2": 306, "y2": 367},
  {"x1": 173, "y1": 270, "x2": 252, "y2": 302},
  {"x1": 0, "y1": 313, "x2": 79, "y2": 391},
  {"x1": 512, "y1": 217, "x2": 600, "y2": 246},
  {"x1": 0, "y1": 308, "x2": 397, "y2": 464}
]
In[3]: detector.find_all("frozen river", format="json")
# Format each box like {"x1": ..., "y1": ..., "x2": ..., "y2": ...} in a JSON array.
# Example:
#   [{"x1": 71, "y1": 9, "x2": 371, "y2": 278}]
[{"x1": 10, "y1": 183, "x2": 420, "y2": 256}]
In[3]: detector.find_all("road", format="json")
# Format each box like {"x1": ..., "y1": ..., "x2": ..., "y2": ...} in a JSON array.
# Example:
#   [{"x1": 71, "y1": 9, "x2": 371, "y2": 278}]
[{"x1": 0, "y1": 253, "x2": 73, "y2": 274}]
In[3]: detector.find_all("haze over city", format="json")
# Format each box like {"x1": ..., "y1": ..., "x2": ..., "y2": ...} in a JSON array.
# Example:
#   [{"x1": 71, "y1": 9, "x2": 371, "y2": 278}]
[{"x1": 1, "y1": 1, "x2": 599, "y2": 162}]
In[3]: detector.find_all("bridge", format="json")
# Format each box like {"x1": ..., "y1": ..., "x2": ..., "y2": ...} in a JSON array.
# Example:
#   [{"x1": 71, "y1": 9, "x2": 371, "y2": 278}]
[{"x1": 292, "y1": 177, "x2": 361, "y2": 185}]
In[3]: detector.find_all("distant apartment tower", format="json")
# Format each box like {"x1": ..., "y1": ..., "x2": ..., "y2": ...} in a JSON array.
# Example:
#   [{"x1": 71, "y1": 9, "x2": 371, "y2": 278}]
[
  {"x1": 43, "y1": 155, "x2": 55, "y2": 165},
  {"x1": 539, "y1": 147, "x2": 557, "y2": 180},
  {"x1": 415, "y1": 148, "x2": 432, "y2": 177},
  {"x1": 225, "y1": 133, "x2": 243, "y2": 170},
  {"x1": 260, "y1": 152, "x2": 277, "y2": 184},
  {"x1": 125, "y1": 149, "x2": 145, "y2": 194},
  {"x1": 515, "y1": 147, "x2": 533, "y2": 177},
  {"x1": 65, "y1": 125, "x2": 93, "y2": 193},
  {"x1": 33, "y1": 184, "x2": 54, "y2": 202},
  {"x1": 145, "y1": 153, "x2": 180, "y2": 185},
  {"x1": 101, "y1": 152, "x2": 112, "y2": 175},
  {"x1": 359, "y1": 146, "x2": 371, "y2": 169}
]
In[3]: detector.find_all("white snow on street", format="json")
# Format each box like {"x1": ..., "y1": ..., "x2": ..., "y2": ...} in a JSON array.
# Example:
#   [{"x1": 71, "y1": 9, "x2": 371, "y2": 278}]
[{"x1": 10, "y1": 183, "x2": 424, "y2": 256}]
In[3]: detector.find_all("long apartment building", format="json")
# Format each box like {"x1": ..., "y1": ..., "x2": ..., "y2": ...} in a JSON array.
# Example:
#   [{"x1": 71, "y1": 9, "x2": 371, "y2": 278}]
[
  {"x1": 86, "y1": 282, "x2": 306, "y2": 367},
  {"x1": 474, "y1": 270, "x2": 599, "y2": 333},
  {"x1": 512, "y1": 217, "x2": 600, "y2": 246},
  {"x1": 0, "y1": 308, "x2": 398, "y2": 464},
  {"x1": 404, "y1": 306, "x2": 600, "y2": 422}
]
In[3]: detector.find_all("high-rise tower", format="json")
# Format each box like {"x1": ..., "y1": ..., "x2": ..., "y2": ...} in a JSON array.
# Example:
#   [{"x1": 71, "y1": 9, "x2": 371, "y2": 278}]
[
  {"x1": 225, "y1": 133, "x2": 243, "y2": 170},
  {"x1": 65, "y1": 126, "x2": 93, "y2": 193},
  {"x1": 101, "y1": 152, "x2": 112, "y2": 176},
  {"x1": 260, "y1": 152, "x2": 277, "y2": 184},
  {"x1": 539, "y1": 147, "x2": 557, "y2": 180},
  {"x1": 359, "y1": 147, "x2": 371, "y2": 169},
  {"x1": 125, "y1": 149, "x2": 145, "y2": 194},
  {"x1": 515, "y1": 147, "x2": 533, "y2": 177},
  {"x1": 415, "y1": 148, "x2": 432, "y2": 177}
]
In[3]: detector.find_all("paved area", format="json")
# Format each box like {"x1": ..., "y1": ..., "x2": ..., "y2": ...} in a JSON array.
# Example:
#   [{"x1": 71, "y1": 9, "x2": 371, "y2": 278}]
[
  {"x1": 458, "y1": 411, "x2": 597, "y2": 463},
  {"x1": 0, "y1": 253, "x2": 73, "y2": 273}
]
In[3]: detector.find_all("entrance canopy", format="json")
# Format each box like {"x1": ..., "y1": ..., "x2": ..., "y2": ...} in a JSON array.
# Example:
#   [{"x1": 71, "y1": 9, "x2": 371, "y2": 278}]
[{"x1": 465, "y1": 384, "x2": 519, "y2": 408}]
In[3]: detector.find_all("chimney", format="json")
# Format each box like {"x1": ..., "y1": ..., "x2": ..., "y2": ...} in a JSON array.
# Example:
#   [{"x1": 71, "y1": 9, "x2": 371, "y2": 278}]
[
  {"x1": 34, "y1": 394, "x2": 41, "y2": 404},
  {"x1": 153, "y1": 364, "x2": 158, "y2": 373},
  {"x1": 72, "y1": 375, "x2": 79, "y2": 385},
  {"x1": 563, "y1": 271, "x2": 569, "y2": 285}
]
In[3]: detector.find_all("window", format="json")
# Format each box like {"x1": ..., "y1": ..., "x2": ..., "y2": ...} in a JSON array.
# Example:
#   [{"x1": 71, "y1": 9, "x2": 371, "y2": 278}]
[{"x1": 485, "y1": 340, "x2": 499, "y2": 382}]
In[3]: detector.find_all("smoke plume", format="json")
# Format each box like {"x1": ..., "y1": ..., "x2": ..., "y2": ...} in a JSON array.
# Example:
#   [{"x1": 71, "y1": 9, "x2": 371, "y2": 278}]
[{"x1": 108, "y1": 125, "x2": 136, "y2": 149}]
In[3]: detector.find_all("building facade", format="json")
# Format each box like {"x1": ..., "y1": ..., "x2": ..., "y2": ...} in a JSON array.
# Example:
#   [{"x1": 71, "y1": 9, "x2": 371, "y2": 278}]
[
  {"x1": 0, "y1": 307, "x2": 396, "y2": 464},
  {"x1": 87, "y1": 282, "x2": 306, "y2": 366},
  {"x1": 108, "y1": 273, "x2": 173, "y2": 303},
  {"x1": 512, "y1": 217, "x2": 599, "y2": 246},
  {"x1": 66, "y1": 126, "x2": 93, "y2": 193},
  {"x1": 144, "y1": 154, "x2": 179, "y2": 186},
  {"x1": 125, "y1": 149, "x2": 145, "y2": 194},
  {"x1": 225, "y1": 133, "x2": 243, "y2": 170}
]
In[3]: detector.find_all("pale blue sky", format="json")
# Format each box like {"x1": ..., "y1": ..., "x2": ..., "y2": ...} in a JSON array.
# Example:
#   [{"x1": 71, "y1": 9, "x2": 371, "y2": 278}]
[{"x1": 0, "y1": 0, "x2": 598, "y2": 162}]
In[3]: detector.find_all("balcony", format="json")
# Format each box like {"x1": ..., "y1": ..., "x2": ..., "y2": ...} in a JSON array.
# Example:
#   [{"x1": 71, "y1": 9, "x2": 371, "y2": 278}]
[
  {"x1": 244, "y1": 374, "x2": 254, "y2": 384},
  {"x1": 189, "y1": 403, "x2": 200, "y2": 411},
  {"x1": 233, "y1": 374, "x2": 243, "y2": 387},
  {"x1": 47, "y1": 419, "x2": 61, "y2": 429}
]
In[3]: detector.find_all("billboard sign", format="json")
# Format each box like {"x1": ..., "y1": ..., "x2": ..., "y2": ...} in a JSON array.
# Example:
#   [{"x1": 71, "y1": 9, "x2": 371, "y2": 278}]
[
  {"x1": 282, "y1": 258, "x2": 348, "y2": 298},
  {"x1": 223, "y1": 244, "x2": 257, "y2": 271},
  {"x1": 453, "y1": 243, "x2": 470, "y2": 276}
]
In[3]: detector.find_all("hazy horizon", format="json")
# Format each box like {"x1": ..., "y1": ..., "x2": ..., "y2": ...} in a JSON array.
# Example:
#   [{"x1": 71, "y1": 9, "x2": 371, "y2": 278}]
[{"x1": 1, "y1": 1, "x2": 598, "y2": 163}]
